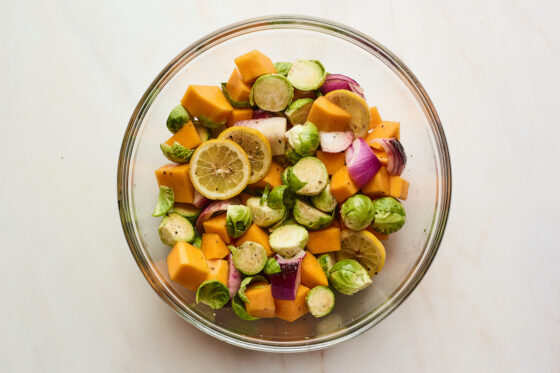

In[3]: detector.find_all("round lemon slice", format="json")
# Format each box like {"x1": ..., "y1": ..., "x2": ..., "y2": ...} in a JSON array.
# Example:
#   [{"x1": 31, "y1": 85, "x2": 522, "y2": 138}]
[
  {"x1": 218, "y1": 127, "x2": 272, "y2": 183},
  {"x1": 189, "y1": 139, "x2": 250, "y2": 200},
  {"x1": 324, "y1": 89, "x2": 371, "y2": 138},
  {"x1": 337, "y1": 230, "x2": 386, "y2": 276}
]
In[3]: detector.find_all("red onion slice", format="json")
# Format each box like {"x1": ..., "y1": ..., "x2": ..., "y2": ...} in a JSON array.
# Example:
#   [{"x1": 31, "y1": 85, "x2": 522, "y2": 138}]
[
  {"x1": 269, "y1": 251, "x2": 306, "y2": 300},
  {"x1": 345, "y1": 138, "x2": 382, "y2": 187},
  {"x1": 227, "y1": 253, "x2": 242, "y2": 299},
  {"x1": 192, "y1": 189, "x2": 209, "y2": 208},
  {"x1": 195, "y1": 198, "x2": 240, "y2": 233},
  {"x1": 320, "y1": 74, "x2": 365, "y2": 98},
  {"x1": 253, "y1": 110, "x2": 275, "y2": 119},
  {"x1": 319, "y1": 131, "x2": 354, "y2": 153},
  {"x1": 371, "y1": 138, "x2": 407, "y2": 176}
]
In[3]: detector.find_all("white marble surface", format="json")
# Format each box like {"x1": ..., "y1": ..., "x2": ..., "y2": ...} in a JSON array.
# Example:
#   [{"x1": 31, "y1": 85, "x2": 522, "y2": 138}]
[{"x1": 1, "y1": 0, "x2": 559, "y2": 371}]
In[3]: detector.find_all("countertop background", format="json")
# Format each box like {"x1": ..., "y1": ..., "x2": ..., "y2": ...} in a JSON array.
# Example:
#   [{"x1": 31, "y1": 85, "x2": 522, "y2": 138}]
[{"x1": 1, "y1": 1, "x2": 559, "y2": 372}]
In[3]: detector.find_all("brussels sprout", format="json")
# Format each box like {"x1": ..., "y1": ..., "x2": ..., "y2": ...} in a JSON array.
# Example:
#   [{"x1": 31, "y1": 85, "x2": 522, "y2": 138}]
[
  {"x1": 282, "y1": 167, "x2": 291, "y2": 185},
  {"x1": 287, "y1": 157, "x2": 328, "y2": 196},
  {"x1": 287, "y1": 60, "x2": 326, "y2": 91},
  {"x1": 166, "y1": 104, "x2": 191, "y2": 133},
  {"x1": 152, "y1": 186, "x2": 174, "y2": 217},
  {"x1": 191, "y1": 233, "x2": 202, "y2": 249},
  {"x1": 341, "y1": 194, "x2": 375, "y2": 231},
  {"x1": 285, "y1": 98, "x2": 314, "y2": 125},
  {"x1": 246, "y1": 197, "x2": 286, "y2": 228},
  {"x1": 226, "y1": 205, "x2": 252, "y2": 239},
  {"x1": 250, "y1": 74, "x2": 294, "y2": 112},
  {"x1": 306, "y1": 286, "x2": 335, "y2": 317},
  {"x1": 317, "y1": 253, "x2": 335, "y2": 275},
  {"x1": 232, "y1": 293, "x2": 259, "y2": 320},
  {"x1": 269, "y1": 224, "x2": 309, "y2": 258},
  {"x1": 195, "y1": 124, "x2": 210, "y2": 142},
  {"x1": 267, "y1": 209, "x2": 290, "y2": 232},
  {"x1": 329, "y1": 259, "x2": 372, "y2": 295},
  {"x1": 198, "y1": 115, "x2": 226, "y2": 129},
  {"x1": 158, "y1": 213, "x2": 195, "y2": 246},
  {"x1": 268, "y1": 185, "x2": 295, "y2": 209},
  {"x1": 310, "y1": 184, "x2": 337, "y2": 213},
  {"x1": 286, "y1": 121, "x2": 319, "y2": 157},
  {"x1": 233, "y1": 241, "x2": 268, "y2": 275},
  {"x1": 171, "y1": 203, "x2": 201, "y2": 223},
  {"x1": 196, "y1": 280, "x2": 230, "y2": 309},
  {"x1": 264, "y1": 257, "x2": 281, "y2": 275},
  {"x1": 293, "y1": 199, "x2": 334, "y2": 230},
  {"x1": 285, "y1": 144, "x2": 303, "y2": 164},
  {"x1": 238, "y1": 275, "x2": 268, "y2": 303},
  {"x1": 274, "y1": 61, "x2": 292, "y2": 76},
  {"x1": 160, "y1": 142, "x2": 195, "y2": 163},
  {"x1": 370, "y1": 197, "x2": 407, "y2": 234}
]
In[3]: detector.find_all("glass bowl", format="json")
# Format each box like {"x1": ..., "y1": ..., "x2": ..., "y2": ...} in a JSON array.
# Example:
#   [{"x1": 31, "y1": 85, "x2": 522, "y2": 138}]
[{"x1": 117, "y1": 15, "x2": 451, "y2": 352}]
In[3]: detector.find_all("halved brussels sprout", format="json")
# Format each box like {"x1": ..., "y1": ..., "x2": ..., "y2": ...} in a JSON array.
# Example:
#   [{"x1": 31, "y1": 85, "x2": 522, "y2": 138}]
[
  {"x1": 285, "y1": 98, "x2": 314, "y2": 125},
  {"x1": 226, "y1": 205, "x2": 252, "y2": 239},
  {"x1": 286, "y1": 121, "x2": 319, "y2": 157},
  {"x1": 250, "y1": 74, "x2": 294, "y2": 112},
  {"x1": 267, "y1": 185, "x2": 295, "y2": 210},
  {"x1": 341, "y1": 194, "x2": 375, "y2": 231},
  {"x1": 269, "y1": 224, "x2": 309, "y2": 258},
  {"x1": 196, "y1": 280, "x2": 230, "y2": 309},
  {"x1": 171, "y1": 202, "x2": 200, "y2": 223},
  {"x1": 264, "y1": 257, "x2": 281, "y2": 275},
  {"x1": 191, "y1": 233, "x2": 202, "y2": 249},
  {"x1": 310, "y1": 184, "x2": 337, "y2": 213},
  {"x1": 158, "y1": 212, "x2": 195, "y2": 246},
  {"x1": 160, "y1": 142, "x2": 195, "y2": 163},
  {"x1": 293, "y1": 199, "x2": 334, "y2": 230},
  {"x1": 195, "y1": 124, "x2": 210, "y2": 142},
  {"x1": 232, "y1": 241, "x2": 267, "y2": 275},
  {"x1": 246, "y1": 197, "x2": 286, "y2": 228},
  {"x1": 329, "y1": 259, "x2": 372, "y2": 295},
  {"x1": 317, "y1": 253, "x2": 335, "y2": 275},
  {"x1": 152, "y1": 186, "x2": 174, "y2": 217},
  {"x1": 370, "y1": 197, "x2": 406, "y2": 234},
  {"x1": 287, "y1": 157, "x2": 328, "y2": 196},
  {"x1": 166, "y1": 104, "x2": 191, "y2": 133},
  {"x1": 305, "y1": 286, "x2": 335, "y2": 318},
  {"x1": 274, "y1": 62, "x2": 292, "y2": 76},
  {"x1": 285, "y1": 144, "x2": 303, "y2": 165}
]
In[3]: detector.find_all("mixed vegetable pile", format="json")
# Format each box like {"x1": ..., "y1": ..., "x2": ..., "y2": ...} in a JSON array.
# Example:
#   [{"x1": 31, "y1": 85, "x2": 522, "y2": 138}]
[{"x1": 152, "y1": 50, "x2": 410, "y2": 322}]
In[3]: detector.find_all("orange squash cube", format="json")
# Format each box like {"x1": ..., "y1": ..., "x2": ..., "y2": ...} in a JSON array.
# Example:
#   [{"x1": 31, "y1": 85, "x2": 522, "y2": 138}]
[
  {"x1": 307, "y1": 96, "x2": 352, "y2": 132},
  {"x1": 274, "y1": 285, "x2": 310, "y2": 322},
  {"x1": 316, "y1": 151, "x2": 346, "y2": 176},
  {"x1": 205, "y1": 259, "x2": 229, "y2": 286},
  {"x1": 235, "y1": 224, "x2": 273, "y2": 257},
  {"x1": 181, "y1": 85, "x2": 233, "y2": 124},
  {"x1": 367, "y1": 106, "x2": 382, "y2": 132},
  {"x1": 366, "y1": 121, "x2": 400, "y2": 150},
  {"x1": 301, "y1": 251, "x2": 329, "y2": 288},
  {"x1": 330, "y1": 166, "x2": 359, "y2": 203},
  {"x1": 226, "y1": 108, "x2": 253, "y2": 127},
  {"x1": 155, "y1": 163, "x2": 195, "y2": 203},
  {"x1": 225, "y1": 68, "x2": 252, "y2": 103},
  {"x1": 234, "y1": 50, "x2": 276, "y2": 83},
  {"x1": 201, "y1": 233, "x2": 229, "y2": 259},
  {"x1": 245, "y1": 284, "x2": 276, "y2": 318},
  {"x1": 167, "y1": 242, "x2": 209, "y2": 291},
  {"x1": 362, "y1": 167, "x2": 389, "y2": 198},
  {"x1": 164, "y1": 121, "x2": 202, "y2": 149},
  {"x1": 389, "y1": 175, "x2": 409, "y2": 200},
  {"x1": 202, "y1": 214, "x2": 231, "y2": 244},
  {"x1": 249, "y1": 161, "x2": 283, "y2": 189},
  {"x1": 307, "y1": 226, "x2": 341, "y2": 254}
]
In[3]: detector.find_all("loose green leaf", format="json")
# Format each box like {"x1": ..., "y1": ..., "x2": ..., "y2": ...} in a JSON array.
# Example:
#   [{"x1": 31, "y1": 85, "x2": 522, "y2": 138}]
[
  {"x1": 264, "y1": 257, "x2": 281, "y2": 275},
  {"x1": 152, "y1": 186, "x2": 174, "y2": 217},
  {"x1": 238, "y1": 275, "x2": 268, "y2": 303},
  {"x1": 220, "y1": 83, "x2": 250, "y2": 108},
  {"x1": 232, "y1": 294, "x2": 259, "y2": 321},
  {"x1": 196, "y1": 280, "x2": 230, "y2": 309},
  {"x1": 160, "y1": 142, "x2": 195, "y2": 163},
  {"x1": 198, "y1": 115, "x2": 226, "y2": 129}
]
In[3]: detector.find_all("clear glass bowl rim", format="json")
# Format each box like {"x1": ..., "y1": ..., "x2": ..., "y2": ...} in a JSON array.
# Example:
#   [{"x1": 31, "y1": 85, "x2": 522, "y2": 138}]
[{"x1": 117, "y1": 14, "x2": 452, "y2": 352}]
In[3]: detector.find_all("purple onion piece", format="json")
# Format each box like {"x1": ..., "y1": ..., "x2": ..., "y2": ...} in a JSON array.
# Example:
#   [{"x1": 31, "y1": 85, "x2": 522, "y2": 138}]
[{"x1": 269, "y1": 251, "x2": 306, "y2": 300}]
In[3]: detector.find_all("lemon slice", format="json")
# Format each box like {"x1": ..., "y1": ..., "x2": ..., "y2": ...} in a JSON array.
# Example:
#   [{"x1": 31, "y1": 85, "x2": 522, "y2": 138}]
[
  {"x1": 189, "y1": 139, "x2": 250, "y2": 200},
  {"x1": 324, "y1": 90, "x2": 371, "y2": 138},
  {"x1": 337, "y1": 230, "x2": 386, "y2": 276},
  {"x1": 218, "y1": 127, "x2": 272, "y2": 183}
]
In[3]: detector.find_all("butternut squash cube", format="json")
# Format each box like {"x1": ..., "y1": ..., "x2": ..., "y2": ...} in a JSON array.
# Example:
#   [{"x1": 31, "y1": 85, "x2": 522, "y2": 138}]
[
  {"x1": 330, "y1": 166, "x2": 359, "y2": 203},
  {"x1": 366, "y1": 121, "x2": 400, "y2": 149},
  {"x1": 235, "y1": 223, "x2": 273, "y2": 257},
  {"x1": 164, "y1": 121, "x2": 201, "y2": 149},
  {"x1": 301, "y1": 251, "x2": 329, "y2": 288},
  {"x1": 227, "y1": 108, "x2": 253, "y2": 127},
  {"x1": 316, "y1": 150, "x2": 346, "y2": 176},
  {"x1": 201, "y1": 233, "x2": 229, "y2": 259},
  {"x1": 167, "y1": 242, "x2": 209, "y2": 291},
  {"x1": 367, "y1": 106, "x2": 382, "y2": 132},
  {"x1": 307, "y1": 226, "x2": 341, "y2": 254},
  {"x1": 372, "y1": 148, "x2": 388, "y2": 166},
  {"x1": 245, "y1": 284, "x2": 275, "y2": 318},
  {"x1": 155, "y1": 163, "x2": 195, "y2": 203},
  {"x1": 274, "y1": 285, "x2": 310, "y2": 322},
  {"x1": 181, "y1": 85, "x2": 233, "y2": 124},
  {"x1": 202, "y1": 213, "x2": 231, "y2": 244},
  {"x1": 206, "y1": 259, "x2": 229, "y2": 286},
  {"x1": 389, "y1": 175, "x2": 409, "y2": 200},
  {"x1": 225, "y1": 68, "x2": 252, "y2": 102},
  {"x1": 249, "y1": 161, "x2": 283, "y2": 189},
  {"x1": 307, "y1": 96, "x2": 351, "y2": 132},
  {"x1": 234, "y1": 50, "x2": 276, "y2": 83},
  {"x1": 362, "y1": 167, "x2": 389, "y2": 198}
]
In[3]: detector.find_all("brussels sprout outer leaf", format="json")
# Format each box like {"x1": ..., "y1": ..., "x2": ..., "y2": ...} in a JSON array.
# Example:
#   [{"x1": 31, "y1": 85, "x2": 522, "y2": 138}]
[
  {"x1": 220, "y1": 83, "x2": 250, "y2": 108},
  {"x1": 264, "y1": 257, "x2": 282, "y2": 275},
  {"x1": 198, "y1": 115, "x2": 227, "y2": 129},
  {"x1": 232, "y1": 293, "x2": 259, "y2": 320},
  {"x1": 160, "y1": 142, "x2": 195, "y2": 163},
  {"x1": 274, "y1": 62, "x2": 292, "y2": 76},
  {"x1": 152, "y1": 186, "x2": 174, "y2": 217},
  {"x1": 166, "y1": 104, "x2": 191, "y2": 133},
  {"x1": 196, "y1": 280, "x2": 230, "y2": 309},
  {"x1": 238, "y1": 275, "x2": 268, "y2": 303},
  {"x1": 226, "y1": 205, "x2": 252, "y2": 239}
]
